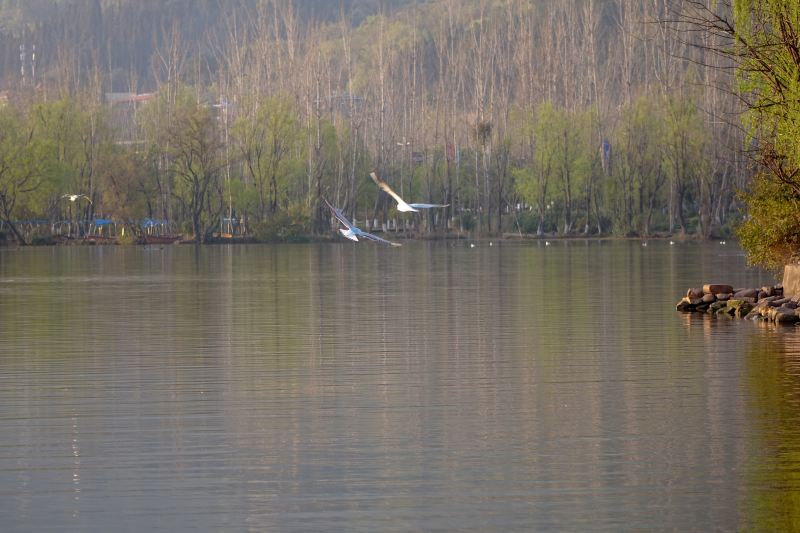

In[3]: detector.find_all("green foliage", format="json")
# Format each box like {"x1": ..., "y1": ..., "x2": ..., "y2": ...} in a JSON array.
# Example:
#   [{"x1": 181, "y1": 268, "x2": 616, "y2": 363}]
[
  {"x1": 733, "y1": 0, "x2": 800, "y2": 176},
  {"x1": 99, "y1": 148, "x2": 156, "y2": 222},
  {"x1": 253, "y1": 203, "x2": 312, "y2": 243},
  {"x1": 32, "y1": 98, "x2": 97, "y2": 197},
  {"x1": 610, "y1": 94, "x2": 669, "y2": 236},
  {"x1": 233, "y1": 94, "x2": 303, "y2": 222},
  {"x1": 516, "y1": 210, "x2": 541, "y2": 234},
  {"x1": 737, "y1": 176, "x2": 800, "y2": 272},
  {"x1": 512, "y1": 103, "x2": 557, "y2": 234},
  {"x1": 512, "y1": 102, "x2": 594, "y2": 235},
  {"x1": 0, "y1": 104, "x2": 62, "y2": 243},
  {"x1": 156, "y1": 88, "x2": 225, "y2": 243},
  {"x1": 727, "y1": 1, "x2": 800, "y2": 266}
]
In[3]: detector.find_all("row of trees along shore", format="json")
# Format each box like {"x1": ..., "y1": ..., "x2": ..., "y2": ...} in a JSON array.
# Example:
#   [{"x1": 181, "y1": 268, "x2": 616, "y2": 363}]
[{"x1": 0, "y1": 0, "x2": 752, "y2": 245}]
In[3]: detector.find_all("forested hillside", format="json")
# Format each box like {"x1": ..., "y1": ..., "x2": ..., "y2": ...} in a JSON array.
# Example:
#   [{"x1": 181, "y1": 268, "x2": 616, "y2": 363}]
[{"x1": 0, "y1": 0, "x2": 746, "y2": 243}]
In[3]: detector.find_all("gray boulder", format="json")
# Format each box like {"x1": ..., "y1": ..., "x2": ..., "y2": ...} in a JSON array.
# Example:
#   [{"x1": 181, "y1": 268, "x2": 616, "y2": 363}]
[{"x1": 734, "y1": 288, "x2": 759, "y2": 299}]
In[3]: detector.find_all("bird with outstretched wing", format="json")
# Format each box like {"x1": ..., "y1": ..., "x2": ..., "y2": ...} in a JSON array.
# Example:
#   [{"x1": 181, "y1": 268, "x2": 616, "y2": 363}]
[
  {"x1": 324, "y1": 198, "x2": 401, "y2": 247},
  {"x1": 370, "y1": 172, "x2": 448, "y2": 212}
]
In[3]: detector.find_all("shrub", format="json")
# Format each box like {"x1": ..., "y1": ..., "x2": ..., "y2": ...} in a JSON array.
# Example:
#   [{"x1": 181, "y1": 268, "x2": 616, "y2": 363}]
[
  {"x1": 737, "y1": 175, "x2": 800, "y2": 273},
  {"x1": 253, "y1": 204, "x2": 312, "y2": 243}
]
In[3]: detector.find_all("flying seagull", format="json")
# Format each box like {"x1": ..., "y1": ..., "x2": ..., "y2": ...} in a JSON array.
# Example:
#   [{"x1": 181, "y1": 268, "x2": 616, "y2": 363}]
[
  {"x1": 61, "y1": 194, "x2": 92, "y2": 204},
  {"x1": 370, "y1": 172, "x2": 448, "y2": 213},
  {"x1": 324, "y1": 198, "x2": 401, "y2": 247}
]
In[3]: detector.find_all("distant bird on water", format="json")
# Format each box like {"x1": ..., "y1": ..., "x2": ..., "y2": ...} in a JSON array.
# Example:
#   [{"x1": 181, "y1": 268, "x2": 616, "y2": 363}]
[
  {"x1": 370, "y1": 172, "x2": 448, "y2": 213},
  {"x1": 324, "y1": 199, "x2": 401, "y2": 247},
  {"x1": 61, "y1": 194, "x2": 92, "y2": 204}
]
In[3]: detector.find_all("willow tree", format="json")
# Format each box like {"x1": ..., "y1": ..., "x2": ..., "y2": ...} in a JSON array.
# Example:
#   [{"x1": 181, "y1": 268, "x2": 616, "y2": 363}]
[
  {"x1": 731, "y1": 1, "x2": 800, "y2": 267},
  {"x1": 163, "y1": 94, "x2": 225, "y2": 243},
  {"x1": 0, "y1": 105, "x2": 57, "y2": 244},
  {"x1": 233, "y1": 95, "x2": 302, "y2": 222},
  {"x1": 684, "y1": 1, "x2": 800, "y2": 266},
  {"x1": 512, "y1": 102, "x2": 560, "y2": 236}
]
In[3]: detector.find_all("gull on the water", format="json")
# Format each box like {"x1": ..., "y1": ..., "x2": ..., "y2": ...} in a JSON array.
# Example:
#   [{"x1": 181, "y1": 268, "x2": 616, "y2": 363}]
[
  {"x1": 370, "y1": 172, "x2": 448, "y2": 213},
  {"x1": 61, "y1": 194, "x2": 92, "y2": 204},
  {"x1": 324, "y1": 199, "x2": 401, "y2": 247}
]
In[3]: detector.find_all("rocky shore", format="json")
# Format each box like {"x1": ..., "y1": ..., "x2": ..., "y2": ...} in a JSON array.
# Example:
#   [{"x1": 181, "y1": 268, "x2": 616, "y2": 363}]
[{"x1": 676, "y1": 283, "x2": 800, "y2": 324}]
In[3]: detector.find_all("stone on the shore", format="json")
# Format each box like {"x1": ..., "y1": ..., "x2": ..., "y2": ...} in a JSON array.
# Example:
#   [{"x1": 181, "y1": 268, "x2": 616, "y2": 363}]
[
  {"x1": 774, "y1": 307, "x2": 799, "y2": 324},
  {"x1": 708, "y1": 301, "x2": 728, "y2": 314},
  {"x1": 704, "y1": 284, "x2": 733, "y2": 295},
  {"x1": 744, "y1": 306, "x2": 761, "y2": 319},
  {"x1": 676, "y1": 298, "x2": 695, "y2": 312},
  {"x1": 677, "y1": 283, "x2": 794, "y2": 324},
  {"x1": 759, "y1": 296, "x2": 782, "y2": 306},
  {"x1": 734, "y1": 288, "x2": 758, "y2": 299},
  {"x1": 726, "y1": 299, "x2": 754, "y2": 318}
]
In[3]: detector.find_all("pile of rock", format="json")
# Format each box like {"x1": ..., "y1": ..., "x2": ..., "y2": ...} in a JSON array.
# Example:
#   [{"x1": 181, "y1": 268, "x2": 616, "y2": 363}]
[{"x1": 676, "y1": 283, "x2": 799, "y2": 324}]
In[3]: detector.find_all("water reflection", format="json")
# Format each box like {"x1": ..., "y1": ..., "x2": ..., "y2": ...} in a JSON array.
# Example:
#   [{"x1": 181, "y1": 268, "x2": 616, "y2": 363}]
[
  {"x1": 0, "y1": 242, "x2": 794, "y2": 531},
  {"x1": 743, "y1": 330, "x2": 800, "y2": 532}
]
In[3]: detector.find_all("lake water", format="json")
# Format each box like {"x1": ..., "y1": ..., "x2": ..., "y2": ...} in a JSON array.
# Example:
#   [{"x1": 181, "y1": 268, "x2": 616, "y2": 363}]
[{"x1": 1, "y1": 241, "x2": 799, "y2": 531}]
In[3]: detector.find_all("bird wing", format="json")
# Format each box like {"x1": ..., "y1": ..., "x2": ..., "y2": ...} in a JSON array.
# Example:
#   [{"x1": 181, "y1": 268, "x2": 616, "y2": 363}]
[
  {"x1": 323, "y1": 198, "x2": 354, "y2": 231},
  {"x1": 356, "y1": 230, "x2": 402, "y2": 247},
  {"x1": 408, "y1": 203, "x2": 449, "y2": 209},
  {"x1": 370, "y1": 172, "x2": 414, "y2": 211}
]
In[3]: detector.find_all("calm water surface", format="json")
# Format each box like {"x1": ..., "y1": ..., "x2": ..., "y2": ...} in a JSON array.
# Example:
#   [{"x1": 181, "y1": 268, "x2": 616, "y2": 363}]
[{"x1": 1, "y1": 241, "x2": 799, "y2": 531}]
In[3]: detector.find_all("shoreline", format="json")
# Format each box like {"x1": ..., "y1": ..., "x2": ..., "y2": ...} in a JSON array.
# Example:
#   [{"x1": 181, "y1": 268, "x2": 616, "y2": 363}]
[{"x1": 0, "y1": 231, "x2": 733, "y2": 247}]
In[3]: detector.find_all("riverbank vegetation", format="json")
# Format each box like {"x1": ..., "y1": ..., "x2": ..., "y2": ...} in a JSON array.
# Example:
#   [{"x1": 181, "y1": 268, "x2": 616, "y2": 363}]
[{"x1": 0, "y1": 1, "x2": 751, "y2": 244}]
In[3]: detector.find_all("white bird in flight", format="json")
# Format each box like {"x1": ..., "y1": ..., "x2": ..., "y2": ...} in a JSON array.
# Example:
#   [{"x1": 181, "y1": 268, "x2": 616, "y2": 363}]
[
  {"x1": 370, "y1": 172, "x2": 448, "y2": 213},
  {"x1": 61, "y1": 194, "x2": 92, "y2": 204},
  {"x1": 324, "y1": 199, "x2": 401, "y2": 247}
]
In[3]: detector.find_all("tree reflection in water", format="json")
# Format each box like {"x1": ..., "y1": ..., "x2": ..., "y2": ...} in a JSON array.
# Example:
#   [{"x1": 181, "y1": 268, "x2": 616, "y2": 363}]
[{"x1": 744, "y1": 329, "x2": 800, "y2": 531}]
